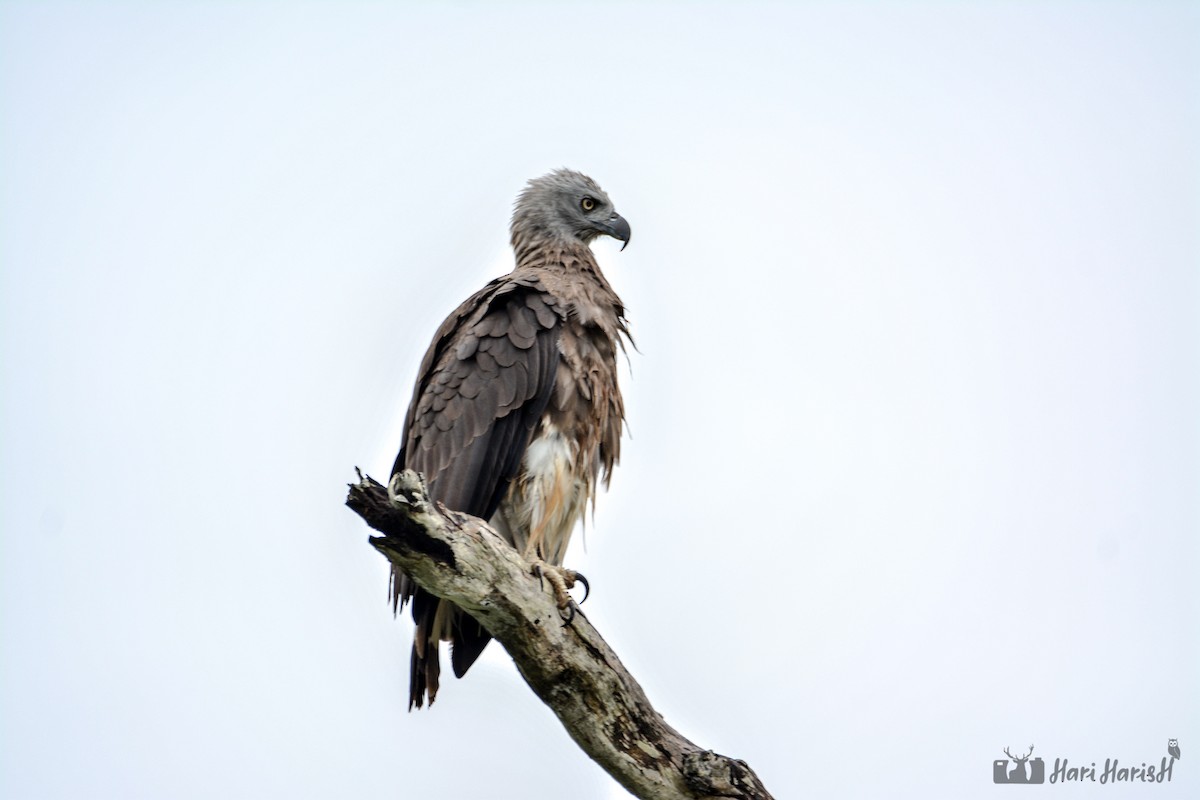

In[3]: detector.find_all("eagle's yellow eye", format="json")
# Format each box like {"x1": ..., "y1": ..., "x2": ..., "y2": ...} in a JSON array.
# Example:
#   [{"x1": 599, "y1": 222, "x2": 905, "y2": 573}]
[{"x1": 581, "y1": 197, "x2": 596, "y2": 212}]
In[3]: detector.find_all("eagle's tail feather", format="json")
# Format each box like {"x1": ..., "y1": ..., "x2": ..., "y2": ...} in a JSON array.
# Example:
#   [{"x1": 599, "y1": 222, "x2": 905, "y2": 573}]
[
  {"x1": 408, "y1": 591, "x2": 441, "y2": 709},
  {"x1": 450, "y1": 615, "x2": 492, "y2": 678},
  {"x1": 408, "y1": 595, "x2": 493, "y2": 707}
]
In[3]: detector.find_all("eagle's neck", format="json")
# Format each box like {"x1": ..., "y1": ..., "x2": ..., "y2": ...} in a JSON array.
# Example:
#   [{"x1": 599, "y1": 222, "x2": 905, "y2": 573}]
[
  {"x1": 512, "y1": 231, "x2": 589, "y2": 269},
  {"x1": 510, "y1": 234, "x2": 630, "y2": 346}
]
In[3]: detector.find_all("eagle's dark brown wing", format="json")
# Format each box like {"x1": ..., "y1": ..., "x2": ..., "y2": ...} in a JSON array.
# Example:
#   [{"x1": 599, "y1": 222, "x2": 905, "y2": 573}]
[{"x1": 391, "y1": 275, "x2": 561, "y2": 708}]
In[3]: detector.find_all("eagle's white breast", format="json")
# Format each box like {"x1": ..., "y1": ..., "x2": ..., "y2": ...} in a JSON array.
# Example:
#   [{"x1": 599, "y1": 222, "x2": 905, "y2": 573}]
[{"x1": 492, "y1": 423, "x2": 593, "y2": 566}]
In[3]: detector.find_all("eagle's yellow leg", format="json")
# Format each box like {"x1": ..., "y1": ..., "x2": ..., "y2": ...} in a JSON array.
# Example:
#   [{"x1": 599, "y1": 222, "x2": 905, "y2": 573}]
[{"x1": 531, "y1": 560, "x2": 590, "y2": 625}]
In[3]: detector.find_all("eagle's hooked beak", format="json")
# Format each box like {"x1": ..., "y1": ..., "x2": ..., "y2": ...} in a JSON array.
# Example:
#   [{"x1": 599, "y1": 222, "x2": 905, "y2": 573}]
[{"x1": 605, "y1": 214, "x2": 631, "y2": 251}]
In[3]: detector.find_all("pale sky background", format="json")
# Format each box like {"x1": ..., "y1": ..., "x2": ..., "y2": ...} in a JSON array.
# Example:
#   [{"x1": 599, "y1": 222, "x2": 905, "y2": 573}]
[{"x1": 1, "y1": 2, "x2": 1197, "y2": 798}]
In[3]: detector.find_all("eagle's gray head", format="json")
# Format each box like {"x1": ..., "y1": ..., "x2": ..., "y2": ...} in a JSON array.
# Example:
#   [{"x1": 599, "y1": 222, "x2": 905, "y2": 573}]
[{"x1": 511, "y1": 169, "x2": 631, "y2": 250}]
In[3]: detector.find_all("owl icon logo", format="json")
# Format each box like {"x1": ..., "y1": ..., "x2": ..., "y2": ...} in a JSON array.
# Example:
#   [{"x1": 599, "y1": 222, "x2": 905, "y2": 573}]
[{"x1": 1168, "y1": 739, "x2": 1181, "y2": 760}]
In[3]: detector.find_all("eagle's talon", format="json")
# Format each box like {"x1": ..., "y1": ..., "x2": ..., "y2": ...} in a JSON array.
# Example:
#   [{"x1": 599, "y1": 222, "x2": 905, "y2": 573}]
[
  {"x1": 551, "y1": 567, "x2": 589, "y2": 605},
  {"x1": 531, "y1": 560, "x2": 587, "y2": 622}
]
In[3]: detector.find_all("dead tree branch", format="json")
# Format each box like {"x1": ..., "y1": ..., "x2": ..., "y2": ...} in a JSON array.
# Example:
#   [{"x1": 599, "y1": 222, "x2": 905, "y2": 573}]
[{"x1": 345, "y1": 469, "x2": 774, "y2": 800}]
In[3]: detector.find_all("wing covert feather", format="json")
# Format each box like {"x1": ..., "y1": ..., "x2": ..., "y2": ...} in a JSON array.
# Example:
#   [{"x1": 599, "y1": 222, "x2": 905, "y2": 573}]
[{"x1": 393, "y1": 279, "x2": 561, "y2": 522}]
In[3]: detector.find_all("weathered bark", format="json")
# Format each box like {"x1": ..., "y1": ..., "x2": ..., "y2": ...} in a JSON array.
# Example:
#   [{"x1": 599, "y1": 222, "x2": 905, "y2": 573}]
[{"x1": 346, "y1": 469, "x2": 774, "y2": 800}]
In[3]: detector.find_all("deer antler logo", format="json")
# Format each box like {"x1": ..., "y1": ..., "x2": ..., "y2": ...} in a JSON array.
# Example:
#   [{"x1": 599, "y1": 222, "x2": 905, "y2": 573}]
[
  {"x1": 1005, "y1": 745, "x2": 1035, "y2": 783},
  {"x1": 994, "y1": 743, "x2": 1045, "y2": 784}
]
